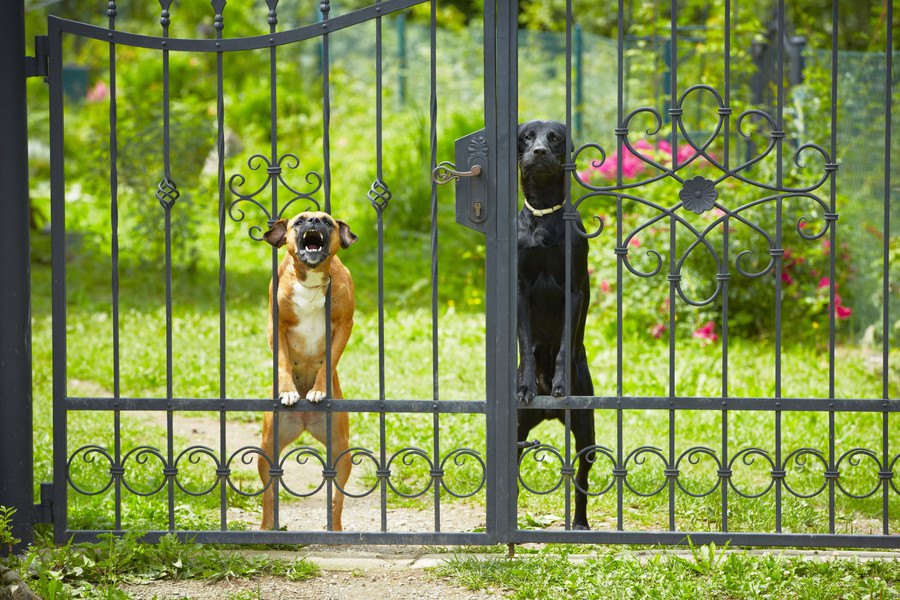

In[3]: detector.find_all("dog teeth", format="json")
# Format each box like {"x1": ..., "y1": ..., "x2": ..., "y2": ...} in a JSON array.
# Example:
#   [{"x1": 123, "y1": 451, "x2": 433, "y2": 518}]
[{"x1": 279, "y1": 391, "x2": 301, "y2": 406}]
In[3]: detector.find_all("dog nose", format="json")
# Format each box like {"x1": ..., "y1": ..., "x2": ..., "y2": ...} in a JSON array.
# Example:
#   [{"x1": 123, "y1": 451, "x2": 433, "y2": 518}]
[{"x1": 532, "y1": 146, "x2": 547, "y2": 156}]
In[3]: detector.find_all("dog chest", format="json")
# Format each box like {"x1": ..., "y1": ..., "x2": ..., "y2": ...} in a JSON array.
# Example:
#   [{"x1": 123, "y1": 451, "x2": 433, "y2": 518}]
[{"x1": 286, "y1": 279, "x2": 328, "y2": 358}]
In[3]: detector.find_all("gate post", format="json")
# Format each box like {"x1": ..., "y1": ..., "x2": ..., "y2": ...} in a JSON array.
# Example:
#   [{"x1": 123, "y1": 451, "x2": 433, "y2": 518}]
[{"x1": 0, "y1": 0, "x2": 34, "y2": 553}]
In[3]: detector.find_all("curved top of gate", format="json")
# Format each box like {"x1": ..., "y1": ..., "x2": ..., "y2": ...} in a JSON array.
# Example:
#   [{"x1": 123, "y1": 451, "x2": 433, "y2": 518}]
[{"x1": 49, "y1": 0, "x2": 428, "y2": 51}]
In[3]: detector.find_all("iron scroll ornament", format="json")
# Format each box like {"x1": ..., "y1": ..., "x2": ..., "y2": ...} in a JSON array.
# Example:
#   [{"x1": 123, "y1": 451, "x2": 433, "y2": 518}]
[
  {"x1": 569, "y1": 84, "x2": 838, "y2": 306},
  {"x1": 66, "y1": 442, "x2": 487, "y2": 505},
  {"x1": 515, "y1": 442, "x2": 900, "y2": 505},
  {"x1": 227, "y1": 153, "x2": 323, "y2": 240}
]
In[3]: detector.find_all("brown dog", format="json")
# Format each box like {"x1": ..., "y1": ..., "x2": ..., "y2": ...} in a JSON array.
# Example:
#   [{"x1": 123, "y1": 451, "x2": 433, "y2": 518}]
[{"x1": 258, "y1": 211, "x2": 357, "y2": 531}]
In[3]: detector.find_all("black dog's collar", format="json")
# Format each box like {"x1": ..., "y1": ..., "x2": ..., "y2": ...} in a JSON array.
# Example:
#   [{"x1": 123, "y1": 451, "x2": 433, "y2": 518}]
[{"x1": 524, "y1": 198, "x2": 563, "y2": 217}]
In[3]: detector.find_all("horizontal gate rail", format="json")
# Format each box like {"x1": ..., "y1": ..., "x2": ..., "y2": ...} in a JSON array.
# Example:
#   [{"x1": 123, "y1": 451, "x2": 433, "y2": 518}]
[
  {"x1": 48, "y1": 0, "x2": 427, "y2": 52},
  {"x1": 521, "y1": 396, "x2": 900, "y2": 413},
  {"x1": 65, "y1": 530, "x2": 490, "y2": 546},
  {"x1": 65, "y1": 398, "x2": 486, "y2": 414}
]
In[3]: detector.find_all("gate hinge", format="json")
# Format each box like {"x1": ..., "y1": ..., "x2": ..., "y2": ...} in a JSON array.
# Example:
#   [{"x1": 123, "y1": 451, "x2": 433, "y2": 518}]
[
  {"x1": 25, "y1": 35, "x2": 49, "y2": 79},
  {"x1": 32, "y1": 482, "x2": 53, "y2": 524}
]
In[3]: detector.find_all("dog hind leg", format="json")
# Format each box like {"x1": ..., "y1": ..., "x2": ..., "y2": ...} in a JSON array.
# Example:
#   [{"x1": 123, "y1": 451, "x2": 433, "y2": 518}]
[
  {"x1": 306, "y1": 374, "x2": 351, "y2": 532},
  {"x1": 259, "y1": 411, "x2": 305, "y2": 530}
]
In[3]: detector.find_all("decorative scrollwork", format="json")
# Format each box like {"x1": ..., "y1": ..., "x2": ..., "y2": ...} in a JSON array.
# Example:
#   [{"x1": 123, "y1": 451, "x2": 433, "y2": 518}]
[
  {"x1": 728, "y1": 447, "x2": 776, "y2": 498},
  {"x1": 173, "y1": 445, "x2": 220, "y2": 496},
  {"x1": 518, "y1": 443, "x2": 566, "y2": 495},
  {"x1": 228, "y1": 153, "x2": 322, "y2": 240},
  {"x1": 781, "y1": 448, "x2": 829, "y2": 499},
  {"x1": 67, "y1": 445, "x2": 115, "y2": 496},
  {"x1": 385, "y1": 447, "x2": 434, "y2": 499},
  {"x1": 225, "y1": 445, "x2": 275, "y2": 497},
  {"x1": 674, "y1": 446, "x2": 722, "y2": 497},
  {"x1": 367, "y1": 178, "x2": 392, "y2": 212},
  {"x1": 278, "y1": 445, "x2": 329, "y2": 498},
  {"x1": 834, "y1": 449, "x2": 883, "y2": 499},
  {"x1": 622, "y1": 446, "x2": 670, "y2": 497},
  {"x1": 331, "y1": 447, "x2": 380, "y2": 499},
  {"x1": 570, "y1": 83, "x2": 836, "y2": 304},
  {"x1": 120, "y1": 446, "x2": 168, "y2": 497},
  {"x1": 572, "y1": 444, "x2": 617, "y2": 496},
  {"x1": 156, "y1": 175, "x2": 180, "y2": 209},
  {"x1": 439, "y1": 448, "x2": 487, "y2": 498}
]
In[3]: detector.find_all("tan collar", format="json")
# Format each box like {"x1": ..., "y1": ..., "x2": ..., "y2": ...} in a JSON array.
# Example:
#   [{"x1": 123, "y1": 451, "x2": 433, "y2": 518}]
[{"x1": 524, "y1": 198, "x2": 564, "y2": 217}]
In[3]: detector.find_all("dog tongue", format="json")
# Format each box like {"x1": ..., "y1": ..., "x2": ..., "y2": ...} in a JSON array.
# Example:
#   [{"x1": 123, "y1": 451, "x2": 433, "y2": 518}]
[{"x1": 306, "y1": 242, "x2": 321, "y2": 251}]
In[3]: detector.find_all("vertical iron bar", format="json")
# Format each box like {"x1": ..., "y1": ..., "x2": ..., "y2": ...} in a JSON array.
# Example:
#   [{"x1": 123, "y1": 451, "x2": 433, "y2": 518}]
[
  {"x1": 0, "y1": 0, "x2": 34, "y2": 551},
  {"x1": 615, "y1": 0, "x2": 625, "y2": 533},
  {"x1": 774, "y1": 0, "x2": 786, "y2": 535},
  {"x1": 720, "y1": 0, "x2": 731, "y2": 534},
  {"x1": 486, "y1": 0, "x2": 518, "y2": 544},
  {"x1": 108, "y1": 0, "x2": 122, "y2": 533},
  {"x1": 48, "y1": 21, "x2": 67, "y2": 545},
  {"x1": 375, "y1": 1, "x2": 388, "y2": 533},
  {"x1": 213, "y1": 0, "x2": 227, "y2": 532},
  {"x1": 266, "y1": 0, "x2": 282, "y2": 532},
  {"x1": 159, "y1": 0, "x2": 176, "y2": 533},
  {"x1": 667, "y1": 0, "x2": 678, "y2": 533},
  {"x1": 574, "y1": 24, "x2": 583, "y2": 141},
  {"x1": 882, "y1": 0, "x2": 893, "y2": 536},
  {"x1": 429, "y1": 0, "x2": 442, "y2": 532},
  {"x1": 827, "y1": 0, "x2": 839, "y2": 534},
  {"x1": 562, "y1": 0, "x2": 574, "y2": 532},
  {"x1": 321, "y1": 0, "x2": 335, "y2": 532}
]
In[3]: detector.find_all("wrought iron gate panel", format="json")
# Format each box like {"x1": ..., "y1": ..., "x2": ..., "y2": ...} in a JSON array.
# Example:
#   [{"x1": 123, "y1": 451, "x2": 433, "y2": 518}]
[
  {"x1": 38, "y1": 0, "x2": 898, "y2": 549},
  {"x1": 48, "y1": 0, "x2": 495, "y2": 545},
  {"x1": 508, "y1": 0, "x2": 899, "y2": 548}
]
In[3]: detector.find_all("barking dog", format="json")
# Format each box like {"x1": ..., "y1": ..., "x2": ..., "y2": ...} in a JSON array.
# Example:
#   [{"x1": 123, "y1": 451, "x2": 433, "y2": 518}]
[
  {"x1": 258, "y1": 211, "x2": 357, "y2": 531},
  {"x1": 516, "y1": 120, "x2": 596, "y2": 530}
]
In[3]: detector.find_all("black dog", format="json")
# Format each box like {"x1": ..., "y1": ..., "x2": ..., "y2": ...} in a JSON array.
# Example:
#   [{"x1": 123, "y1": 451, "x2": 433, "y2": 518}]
[{"x1": 516, "y1": 120, "x2": 595, "y2": 530}]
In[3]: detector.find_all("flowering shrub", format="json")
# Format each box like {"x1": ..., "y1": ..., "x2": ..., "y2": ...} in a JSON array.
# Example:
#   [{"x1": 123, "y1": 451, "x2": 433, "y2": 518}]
[{"x1": 577, "y1": 137, "x2": 857, "y2": 345}]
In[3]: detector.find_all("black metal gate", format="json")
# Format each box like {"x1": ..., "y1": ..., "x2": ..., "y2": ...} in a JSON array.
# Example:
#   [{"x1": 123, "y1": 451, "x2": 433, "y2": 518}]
[{"x1": 1, "y1": 0, "x2": 897, "y2": 549}]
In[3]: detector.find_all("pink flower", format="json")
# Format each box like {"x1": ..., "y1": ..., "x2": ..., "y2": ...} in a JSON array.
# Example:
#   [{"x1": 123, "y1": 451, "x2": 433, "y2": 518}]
[
  {"x1": 781, "y1": 271, "x2": 794, "y2": 285},
  {"x1": 600, "y1": 279, "x2": 611, "y2": 293},
  {"x1": 87, "y1": 81, "x2": 109, "y2": 103},
  {"x1": 634, "y1": 139, "x2": 654, "y2": 150},
  {"x1": 836, "y1": 304, "x2": 852, "y2": 320},
  {"x1": 692, "y1": 320, "x2": 719, "y2": 343},
  {"x1": 629, "y1": 237, "x2": 641, "y2": 248},
  {"x1": 676, "y1": 144, "x2": 695, "y2": 164},
  {"x1": 657, "y1": 140, "x2": 672, "y2": 154},
  {"x1": 651, "y1": 323, "x2": 666, "y2": 338},
  {"x1": 818, "y1": 277, "x2": 831, "y2": 289}
]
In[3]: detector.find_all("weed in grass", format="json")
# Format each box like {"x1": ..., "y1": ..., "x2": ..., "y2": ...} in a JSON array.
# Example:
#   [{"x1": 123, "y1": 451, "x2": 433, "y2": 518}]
[
  {"x1": 0, "y1": 506, "x2": 21, "y2": 555},
  {"x1": 435, "y1": 550, "x2": 900, "y2": 600},
  {"x1": 12, "y1": 532, "x2": 319, "y2": 599}
]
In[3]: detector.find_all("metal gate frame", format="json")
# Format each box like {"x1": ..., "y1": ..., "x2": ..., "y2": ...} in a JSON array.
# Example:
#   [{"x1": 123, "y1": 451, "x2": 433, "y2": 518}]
[{"x1": 1, "y1": 0, "x2": 898, "y2": 551}]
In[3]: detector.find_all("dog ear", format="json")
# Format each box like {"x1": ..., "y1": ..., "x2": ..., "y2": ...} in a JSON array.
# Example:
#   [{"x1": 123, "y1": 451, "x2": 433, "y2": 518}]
[
  {"x1": 337, "y1": 220, "x2": 358, "y2": 249},
  {"x1": 263, "y1": 219, "x2": 288, "y2": 247}
]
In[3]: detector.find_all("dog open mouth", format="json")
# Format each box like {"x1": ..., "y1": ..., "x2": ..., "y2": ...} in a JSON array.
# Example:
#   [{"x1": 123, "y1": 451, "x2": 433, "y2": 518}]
[{"x1": 302, "y1": 230, "x2": 324, "y2": 252}]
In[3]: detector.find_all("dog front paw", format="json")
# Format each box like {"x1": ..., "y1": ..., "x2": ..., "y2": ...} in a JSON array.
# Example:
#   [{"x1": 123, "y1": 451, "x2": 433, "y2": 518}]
[
  {"x1": 516, "y1": 383, "x2": 536, "y2": 404},
  {"x1": 306, "y1": 389, "x2": 326, "y2": 403},
  {"x1": 551, "y1": 373, "x2": 567, "y2": 397},
  {"x1": 279, "y1": 391, "x2": 301, "y2": 406}
]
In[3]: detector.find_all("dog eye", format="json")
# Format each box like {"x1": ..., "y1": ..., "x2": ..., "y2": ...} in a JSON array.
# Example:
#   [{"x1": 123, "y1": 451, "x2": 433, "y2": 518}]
[
  {"x1": 524, "y1": 131, "x2": 534, "y2": 140},
  {"x1": 548, "y1": 134, "x2": 559, "y2": 143}
]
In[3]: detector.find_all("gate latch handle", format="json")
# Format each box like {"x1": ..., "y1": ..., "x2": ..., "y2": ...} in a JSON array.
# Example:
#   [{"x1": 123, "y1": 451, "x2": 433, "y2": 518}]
[{"x1": 432, "y1": 161, "x2": 482, "y2": 184}]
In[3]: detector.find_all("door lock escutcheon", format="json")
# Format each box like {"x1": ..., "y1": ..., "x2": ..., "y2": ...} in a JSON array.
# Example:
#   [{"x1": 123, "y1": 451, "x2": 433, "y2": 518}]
[{"x1": 432, "y1": 129, "x2": 488, "y2": 234}]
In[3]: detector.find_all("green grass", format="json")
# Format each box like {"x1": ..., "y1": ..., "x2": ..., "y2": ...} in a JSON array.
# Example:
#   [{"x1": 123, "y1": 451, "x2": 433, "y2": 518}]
[
  {"x1": 4, "y1": 528, "x2": 318, "y2": 599},
  {"x1": 432, "y1": 544, "x2": 900, "y2": 599}
]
